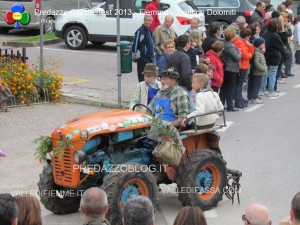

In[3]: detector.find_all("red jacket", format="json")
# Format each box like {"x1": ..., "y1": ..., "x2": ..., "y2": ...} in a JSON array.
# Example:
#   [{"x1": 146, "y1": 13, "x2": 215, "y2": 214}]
[
  {"x1": 233, "y1": 36, "x2": 254, "y2": 70},
  {"x1": 206, "y1": 50, "x2": 224, "y2": 88},
  {"x1": 145, "y1": 1, "x2": 161, "y2": 32}
]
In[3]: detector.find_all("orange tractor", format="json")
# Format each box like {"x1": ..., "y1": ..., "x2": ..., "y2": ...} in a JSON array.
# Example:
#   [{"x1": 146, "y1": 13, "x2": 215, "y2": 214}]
[{"x1": 38, "y1": 106, "x2": 241, "y2": 224}]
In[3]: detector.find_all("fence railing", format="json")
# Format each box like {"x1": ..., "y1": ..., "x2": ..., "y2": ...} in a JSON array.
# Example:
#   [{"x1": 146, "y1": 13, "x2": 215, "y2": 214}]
[{"x1": 0, "y1": 47, "x2": 28, "y2": 63}]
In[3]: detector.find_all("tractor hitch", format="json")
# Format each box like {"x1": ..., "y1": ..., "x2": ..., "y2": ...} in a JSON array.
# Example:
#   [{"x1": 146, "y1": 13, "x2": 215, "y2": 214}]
[{"x1": 224, "y1": 168, "x2": 242, "y2": 204}]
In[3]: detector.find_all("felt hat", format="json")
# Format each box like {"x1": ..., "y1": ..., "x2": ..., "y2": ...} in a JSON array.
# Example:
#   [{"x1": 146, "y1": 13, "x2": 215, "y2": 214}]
[
  {"x1": 143, "y1": 63, "x2": 158, "y2": 76},
  {"x1": 160, "y1": 67, "x2": 180, "y2": 79}
]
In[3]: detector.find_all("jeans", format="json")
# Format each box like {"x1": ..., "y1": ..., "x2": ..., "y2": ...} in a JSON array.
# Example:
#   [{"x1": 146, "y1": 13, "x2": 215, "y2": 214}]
[
  {"x1": 248, "y1": 74, "x2": 262, "y2": 100},
  {"x1": 261, "y1": 65, "x2": 278, "y2": 94},
  {"x1": 268, "y1": 66, "x2": 278, "y2": 94},
  {"x1": 235, "y1": 69, "x2": 247, "y2": 105}
]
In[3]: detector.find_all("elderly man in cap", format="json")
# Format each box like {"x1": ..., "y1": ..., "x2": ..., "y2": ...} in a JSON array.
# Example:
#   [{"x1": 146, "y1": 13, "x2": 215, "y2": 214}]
[
  {"x1": 148, "y1": 67, "x2": 191, "y2": 127},
  {"x1": 130, "y1": 63, "x2": 162, "y2": 112}
]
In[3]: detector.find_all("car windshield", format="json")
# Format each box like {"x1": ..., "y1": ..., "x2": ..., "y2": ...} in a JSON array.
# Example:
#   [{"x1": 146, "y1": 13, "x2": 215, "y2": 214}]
[
  {"x1": 179, "y1": 1, "x2": 199, "y2": 13},
  {"x1": 218, "y1": 0, "x2": 239, "y2": 8},
  {"x1": 245, "y1": 0, "x2": 259, "y2": 7}
]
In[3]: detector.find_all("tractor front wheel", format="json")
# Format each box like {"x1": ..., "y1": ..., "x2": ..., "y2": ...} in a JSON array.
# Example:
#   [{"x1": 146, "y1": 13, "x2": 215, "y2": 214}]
[
  {"x1": 37, "y1": 164, "x2": 81, "y2": 214},
  {"x1": 177, "y1": 149, "x2": 227, "y2": 210},
  {"x1": 101, "y1": 163, "x2": 159, "y2": 225}
]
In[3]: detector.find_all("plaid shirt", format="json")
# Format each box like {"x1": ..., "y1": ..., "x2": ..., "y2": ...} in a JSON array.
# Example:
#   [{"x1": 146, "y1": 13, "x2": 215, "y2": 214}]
[{"x1": 148, "y1": 86, "x2": 190, "y2": 118}]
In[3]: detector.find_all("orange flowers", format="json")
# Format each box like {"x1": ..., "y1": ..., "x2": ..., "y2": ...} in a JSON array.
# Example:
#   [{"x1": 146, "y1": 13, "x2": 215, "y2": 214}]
[{"x1": 0, "y1": 57, "x2": 63, "y2": 104}]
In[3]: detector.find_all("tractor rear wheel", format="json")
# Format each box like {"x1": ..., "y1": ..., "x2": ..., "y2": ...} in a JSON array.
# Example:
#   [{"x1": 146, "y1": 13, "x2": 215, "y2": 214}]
[
  {"x1": 37, "y1": 164, "x2": 81, "y2": 214},
  {"x1": 177, "y1": 149, "x2": 227, "y2": 210},
  {"x1": 101, "y1": 163, "x2": 159, "y2": 225}
]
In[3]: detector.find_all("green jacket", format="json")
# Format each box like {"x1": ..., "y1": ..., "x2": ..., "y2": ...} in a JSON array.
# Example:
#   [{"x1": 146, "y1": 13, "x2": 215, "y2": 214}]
[{"x1": 83, "y1": 218, "x2": 110, "y2": 225}]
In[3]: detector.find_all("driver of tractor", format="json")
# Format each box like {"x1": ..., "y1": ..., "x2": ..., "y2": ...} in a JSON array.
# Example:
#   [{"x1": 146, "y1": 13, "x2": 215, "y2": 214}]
[{"x1": 148, "y1": 67, "x2": 191, "y2": 127}]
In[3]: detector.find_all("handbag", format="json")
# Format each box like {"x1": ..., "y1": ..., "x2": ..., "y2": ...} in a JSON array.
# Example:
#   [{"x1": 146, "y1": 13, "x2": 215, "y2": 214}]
[
  {"x1": 295, "y1": 50, "x2": 300, "y2": 64},
  {"x1": 152, "y1": 136, "x2": 184, "y2": 167}
]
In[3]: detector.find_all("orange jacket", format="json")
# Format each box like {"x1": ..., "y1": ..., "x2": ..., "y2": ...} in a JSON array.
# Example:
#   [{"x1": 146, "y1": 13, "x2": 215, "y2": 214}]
[{"x1": 233, "y1": 36, "x2": 254, "y2": 70}]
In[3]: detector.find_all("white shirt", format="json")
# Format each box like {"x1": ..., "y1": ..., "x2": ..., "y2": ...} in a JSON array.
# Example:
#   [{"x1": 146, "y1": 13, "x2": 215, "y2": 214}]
[{"x1": 187, "y1": 89, "x2": 224, "y2": 126}]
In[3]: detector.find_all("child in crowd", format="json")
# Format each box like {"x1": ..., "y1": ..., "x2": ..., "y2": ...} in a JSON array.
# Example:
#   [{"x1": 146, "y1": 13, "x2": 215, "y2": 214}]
[
  {"x1": 205, "y1": 41, "x2": 224, "y2": 93},
  {"x1": 181, "y1": 73, "x2": 223, "y2": 129},
  {"x1": 129, "y1": 63, "x2": 161, "y2": 112},
  {"x1": 248, "y1": 38, "x2": 267, "y2": 104}
]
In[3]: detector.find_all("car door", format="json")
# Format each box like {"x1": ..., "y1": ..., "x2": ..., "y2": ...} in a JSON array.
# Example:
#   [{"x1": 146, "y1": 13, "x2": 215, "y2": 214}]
[{"x1": 87, "y1": 3, "x2": 127, "y2": 37}]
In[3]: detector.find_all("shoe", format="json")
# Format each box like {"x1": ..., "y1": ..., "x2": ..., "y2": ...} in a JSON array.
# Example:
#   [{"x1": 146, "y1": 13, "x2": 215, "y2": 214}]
[
  {"x1": 249, "y1": 99, "x2": 255, "y2": 104},
  {"x1": 277, "y1": 80, "x2": 285, "y2": 84},
  {"x1": 281, "y1": 75, "x2": 288, "y2": 78},
  {"x1": 227, "y1": 108, "x2": 239, "y2": 112},
  {"x1": 242, "y1": 102, "x2": 248, "y2": 107},
  {"x1": 268, "y1": 92, "x2": 279, "y2": 97},
  {"x1": 275, "y1": 89, "x2": 280, "y2": 93},
  {"x1": 253, "y1": 98, "x2": 264, "y2": 104},
  {"x1": 259, "y1": 91, "x2": 269, "y2": 96},
  {"x1": 287, "y1": 74, "x2": 295, "y2": 77},
  {"x1": 235, "y1": 104, "x2": 244, "y2": 109}
]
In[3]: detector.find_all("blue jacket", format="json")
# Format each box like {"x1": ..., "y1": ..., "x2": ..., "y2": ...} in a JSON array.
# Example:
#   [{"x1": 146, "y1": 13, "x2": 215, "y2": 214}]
[
  {"x1": 157, "y1": 52, "x2": 170, "y2": 75},
  {"x1": 132, "y1": 25, "x2": 155, "y2": 63}
]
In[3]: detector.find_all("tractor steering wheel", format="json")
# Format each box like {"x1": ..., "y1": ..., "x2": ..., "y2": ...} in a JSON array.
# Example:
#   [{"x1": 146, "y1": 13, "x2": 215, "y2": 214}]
[{"x1": 132, "y1": 103, "x2": 154, "y2": 115}]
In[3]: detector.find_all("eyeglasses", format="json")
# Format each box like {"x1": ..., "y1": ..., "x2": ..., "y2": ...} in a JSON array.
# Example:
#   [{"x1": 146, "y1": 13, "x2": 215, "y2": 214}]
[{"x1": 242, "y1": 214, "x2": 251, "y2": 224}]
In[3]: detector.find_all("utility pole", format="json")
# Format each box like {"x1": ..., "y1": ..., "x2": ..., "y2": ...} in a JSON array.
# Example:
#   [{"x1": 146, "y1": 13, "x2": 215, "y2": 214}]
[
  {"x1": 39, "y1": 0, "x2": 44, "y2": 72},
  {"x1": 116, "y1": 0, "x2": 121, "y2": 108}
]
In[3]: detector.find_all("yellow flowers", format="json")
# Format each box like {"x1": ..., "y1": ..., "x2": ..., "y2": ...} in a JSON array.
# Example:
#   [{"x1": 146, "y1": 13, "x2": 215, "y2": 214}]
[{"x1": 0, "y1": 57, "x2": 63, "y2": 104}]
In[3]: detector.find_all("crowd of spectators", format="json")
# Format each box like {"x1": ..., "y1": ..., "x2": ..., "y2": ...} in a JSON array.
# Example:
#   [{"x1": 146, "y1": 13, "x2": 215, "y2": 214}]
[
  {"x1": 131, "y1": 0, "x2": 299, "y2": 118},
  {"x1": 1, "y1": 190, "x2": 300, "y2": 225}
]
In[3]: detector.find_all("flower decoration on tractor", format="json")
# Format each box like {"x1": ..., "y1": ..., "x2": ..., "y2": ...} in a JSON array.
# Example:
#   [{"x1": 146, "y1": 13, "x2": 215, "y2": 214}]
[{"x1": 4, "y1": 4, "x2": 31, "y2": 29}]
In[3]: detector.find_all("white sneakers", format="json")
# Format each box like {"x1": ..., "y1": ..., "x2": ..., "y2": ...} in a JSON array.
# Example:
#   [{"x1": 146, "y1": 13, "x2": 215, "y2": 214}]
[
  {"x1": 267, "y1": 92, "x2": 279, "y2": 97},
  {"x1": 250, "y1": 99, "x2": 264, "y2": 104}
]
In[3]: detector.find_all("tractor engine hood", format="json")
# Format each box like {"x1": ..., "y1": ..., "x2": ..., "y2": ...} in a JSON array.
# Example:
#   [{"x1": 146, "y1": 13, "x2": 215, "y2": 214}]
[{"x1": 51, "y1": 109, "x2": 152, "y2": 141}]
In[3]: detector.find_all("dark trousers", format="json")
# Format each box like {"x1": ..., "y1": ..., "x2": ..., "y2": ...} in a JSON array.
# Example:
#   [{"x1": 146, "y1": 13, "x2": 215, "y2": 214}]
[
  {"x1": 220, "y1": 71, "x2": 237, "y2": 110},
  {"x1": 137, "y1": 59, "x2": 147, "y2": 82},
  {"x1": 248, "y1": 74, "x2": 262, "y2": 100},
  {"x1": 235, "y1": 69, "x2": 247, "y2": 106},
  {"x1": 284, "y1": 45, "x2": 292, "y2": 76}
]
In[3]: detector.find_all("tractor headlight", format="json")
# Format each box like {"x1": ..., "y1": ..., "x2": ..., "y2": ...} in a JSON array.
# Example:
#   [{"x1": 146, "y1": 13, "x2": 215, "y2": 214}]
[
  {"x1": 80, "y1": 130, "x2": 88, "y2": 139},
  {"x1": 74, "y1": 150, "x2": 87, "y2": 164}
]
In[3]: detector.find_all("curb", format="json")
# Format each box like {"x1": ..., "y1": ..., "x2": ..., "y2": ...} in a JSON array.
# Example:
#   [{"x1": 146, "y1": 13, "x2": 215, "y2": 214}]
[
  {"x1": 60, "y1": 93, "x2": 129, "y2": 109},
  {"x1": 3, "y1": 38, "x2": 63, "y2": 47}
]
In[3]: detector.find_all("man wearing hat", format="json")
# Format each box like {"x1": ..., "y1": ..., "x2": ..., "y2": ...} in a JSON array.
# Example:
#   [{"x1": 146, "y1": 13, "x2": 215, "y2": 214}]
[
  {"x1": 148, "y1": 67, "x2": 191, "y2": 127},
  {"x1": 130, "y1": 63, "x2": 162, "y2": 112}
]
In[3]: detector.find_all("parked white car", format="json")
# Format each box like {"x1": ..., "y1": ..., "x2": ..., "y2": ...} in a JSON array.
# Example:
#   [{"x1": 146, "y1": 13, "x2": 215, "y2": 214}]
[{"x1": 55, "y1": 0, "x2": 205, "y2": 50}]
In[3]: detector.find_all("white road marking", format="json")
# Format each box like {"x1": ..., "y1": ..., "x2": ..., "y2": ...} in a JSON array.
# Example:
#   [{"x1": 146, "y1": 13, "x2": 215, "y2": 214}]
[
  {"x1": 36, "y1": 47, "x2": 117, "y2": 55},
  {"x1": 269, "y1": 92, "x2": 287, "y2": 99},
  {"x1": 293, "y1": 84, "x2": 300, "y2": 88},
  {"x1": 245, "y1": 104, "x2": 264, "y2": 112},
  {"x1": 204, "y1": 209, "x2": 218, "y2": 218},
  {"x1": 218, "y1": 121, "x2": 234, "y2": 132}
]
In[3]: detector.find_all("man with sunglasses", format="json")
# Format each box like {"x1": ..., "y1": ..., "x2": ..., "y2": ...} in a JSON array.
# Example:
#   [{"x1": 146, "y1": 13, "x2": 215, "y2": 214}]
[{"x1": 242, "y1": 203, "x2": 272, "y2": 225}]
